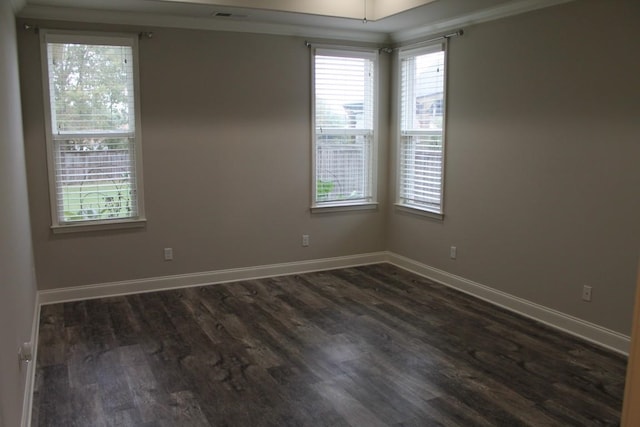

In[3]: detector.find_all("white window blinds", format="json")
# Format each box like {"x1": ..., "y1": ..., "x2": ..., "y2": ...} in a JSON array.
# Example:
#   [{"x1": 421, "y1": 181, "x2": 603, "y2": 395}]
[
  {"x1": 313, "y1": 49, "x2": 376, "y2": 206},
  {"x1": 43, "y1": 32, "x2": 144, "y2": 226},
  {"x1": 399, "y1": 43, "x2": 446, "y2": 214}
]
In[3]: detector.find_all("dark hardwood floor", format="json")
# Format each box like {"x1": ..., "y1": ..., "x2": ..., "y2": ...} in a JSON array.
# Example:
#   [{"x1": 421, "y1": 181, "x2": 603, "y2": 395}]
[{"x1": 32, "y1": 263, "x2": 627, "y2": 426}]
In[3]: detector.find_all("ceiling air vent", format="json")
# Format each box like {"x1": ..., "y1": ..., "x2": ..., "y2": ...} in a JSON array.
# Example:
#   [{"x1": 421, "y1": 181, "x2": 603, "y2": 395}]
[{"x1": 213, "y1": 12, "x2": 249, "y2": 19}]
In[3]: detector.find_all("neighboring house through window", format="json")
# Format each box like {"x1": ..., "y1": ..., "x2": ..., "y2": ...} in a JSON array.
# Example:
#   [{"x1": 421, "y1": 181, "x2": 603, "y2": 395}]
[
  {"x1": 312, "y1": 48, "x2": 377, "y2": 209},
  {"x1": 41, "y1": 31, "x2": 145, "y2": 232}
]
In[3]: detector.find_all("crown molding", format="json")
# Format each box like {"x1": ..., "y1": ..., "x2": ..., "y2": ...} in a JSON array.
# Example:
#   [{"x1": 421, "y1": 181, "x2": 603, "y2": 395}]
[
  {"x1": 18, "y1": 0, "x2": 574, "y2": 45},
  {"x1": 389, "y1": 0, "x2": 574, "y2": 43},
  {"x1": 17, "y1": 5, "x2": 390, "y2": 43},
  {"x1": 149, "y1": 0, "x2": 436, "y2": 21}
]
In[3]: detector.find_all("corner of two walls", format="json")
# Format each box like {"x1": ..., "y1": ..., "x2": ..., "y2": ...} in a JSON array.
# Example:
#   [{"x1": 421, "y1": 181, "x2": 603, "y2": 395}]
[
  {"x1": 16, "y1": 1, "x2": 640, "y2": 349},
  {"x1": 18, "y1": 22, "x2": 390, "y2": 292},
  {"x1": 387, "y1": 0, "x2": 640, "y2": 337}
]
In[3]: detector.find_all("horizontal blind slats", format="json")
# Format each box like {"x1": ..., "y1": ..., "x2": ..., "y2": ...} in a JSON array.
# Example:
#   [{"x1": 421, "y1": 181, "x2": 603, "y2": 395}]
[
  {"x1": 53, "y1": 137, "x2": 137, "y2": 222},
  {"x1": 399, "y1": 47, "x2": 445, "y2": 213},
  {"x1": 314, "y1": 51, "x2": 375, "y2": 204},
  {"x1": 46, "y1": 36, "x2": 140, "y2": 224},
  {"x1": 47, "y1": 42, "x2": 135, "y2": 134}
]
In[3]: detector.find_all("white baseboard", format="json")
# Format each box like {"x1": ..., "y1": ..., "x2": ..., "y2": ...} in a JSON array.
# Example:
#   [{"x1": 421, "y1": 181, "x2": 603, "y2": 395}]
[
  {"x1": 37, "y1": 252, "x2": 388, "y2": 305},
  {"x1": 35, "y1": 250, "x2": 630, "y2": 356},
  {"x1": 24, "y1": 250, "x2": 629, "y2": 426},
  {"x1": 21, "y1": 292, "x2": 40, "y2": 427},
  {"x1": 387, "y1": 252, "x2": 631, "y2": 355},
  {"x1": 28, "y1": 253, "x2": 387, "y2": 426}
]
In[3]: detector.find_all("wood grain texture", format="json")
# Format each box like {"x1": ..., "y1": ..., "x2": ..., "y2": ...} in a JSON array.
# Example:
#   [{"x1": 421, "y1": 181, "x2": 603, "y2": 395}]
[{"x1": 32, "y1": 264, "x2": 627, "y2": 426}]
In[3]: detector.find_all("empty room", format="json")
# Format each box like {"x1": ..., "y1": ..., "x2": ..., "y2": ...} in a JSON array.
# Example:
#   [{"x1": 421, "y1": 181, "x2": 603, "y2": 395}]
[{"x1": 1, "y1": 0, "x2": 639, "y2": 425}]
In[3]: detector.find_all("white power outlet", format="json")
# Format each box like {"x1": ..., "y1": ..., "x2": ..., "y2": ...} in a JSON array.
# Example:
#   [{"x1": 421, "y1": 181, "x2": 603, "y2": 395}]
[
  {"x1": 582, "y1": 285, "x2": 592, "y2": 302},
  {"x1": 450, "y1": 246, "x2": 457, "y2": 259},
  {"x1": 164, "y1": 247, "x2": 173, "y2": 261},
  {"x1": 302, "y1": 235, "x2": 310, "y2": 247}
]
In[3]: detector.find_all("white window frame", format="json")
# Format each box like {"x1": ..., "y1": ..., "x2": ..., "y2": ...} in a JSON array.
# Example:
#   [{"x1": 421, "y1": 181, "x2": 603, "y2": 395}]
[
  {"x1": 40, "y1": 30, "x2": 146, "y2": 233},
  {"x1": 396, "y1": 41, "x2": 448, "y2": 219},
  {"x1": 311, "y1": 47, "x2": 378, "y2": 212}
]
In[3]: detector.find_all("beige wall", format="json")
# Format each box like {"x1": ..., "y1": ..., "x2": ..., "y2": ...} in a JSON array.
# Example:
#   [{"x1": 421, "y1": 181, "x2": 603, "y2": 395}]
[
  {"x1": 388, "y1": 0, "x2": 640, "y2": 335},
  {"x1": 18, "y1": 22, "x2": 389, "y2": 290},
  {"x1": 0, "y1": 1, "x2": 38, "y2": 425},
  {"x1": 14, "y1": 0, "x2": 639, "y2": 342}
]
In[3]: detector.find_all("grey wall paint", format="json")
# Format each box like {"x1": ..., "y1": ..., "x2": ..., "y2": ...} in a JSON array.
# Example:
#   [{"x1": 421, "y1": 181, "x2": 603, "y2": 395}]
[
  {"x1": 18, "y1": 23, "x2": 389, "y2": 291},
  {"x1": 0, "y1": 1, "x2": 38, "y2": 426},
  {"x1": 13, "y1": 0, "x2": 639, "y2": 349},
  {"x1": 388, "y1": 0, "x2": 640, "y2": 335}
]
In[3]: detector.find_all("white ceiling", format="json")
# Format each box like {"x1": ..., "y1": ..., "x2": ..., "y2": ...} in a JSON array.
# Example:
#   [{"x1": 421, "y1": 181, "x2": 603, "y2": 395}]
[
  {"x1": 148, "y1": 0, "x2": 438, "y2": 21},
  {"x1": 17, "y1": 0, "x2": 573, "y2": 43}
]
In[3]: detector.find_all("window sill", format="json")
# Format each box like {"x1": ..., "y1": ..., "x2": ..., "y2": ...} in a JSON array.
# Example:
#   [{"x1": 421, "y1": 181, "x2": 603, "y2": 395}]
[
  {"x1": 394, "y1": 204, "x2": 443, "y2": 220},
  {"x1": 311, "y1": 202, "x2": 378, "y2": 214},
  {"x1": 51, "y1": 218, "x2": 147, "y2": 234}
]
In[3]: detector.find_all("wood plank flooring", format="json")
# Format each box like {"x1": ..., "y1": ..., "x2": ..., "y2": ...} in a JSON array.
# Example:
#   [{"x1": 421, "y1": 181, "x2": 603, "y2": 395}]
[{"x1": 32, "y1": 263, "x2": 628, "y2": 426}]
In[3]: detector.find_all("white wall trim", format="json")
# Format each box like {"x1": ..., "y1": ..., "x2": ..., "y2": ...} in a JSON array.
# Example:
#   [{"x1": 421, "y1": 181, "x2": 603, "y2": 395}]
[
  {"x1": 29, "y1": 253, "x2": 388, "y2": 425},
  {"x1": 390, "y1": 0, "x2": 574, "y2": 43},
  {"x1": 35, "y1": 250, "x2": 630, "y2": 355},
  {"x1": 387, "y1": 252, "x2": 631, "y2": 355},
  {"x1": 37, "y1": 252, "x2": 388, "y2": 305},
  {"x1": 17, "y1": 5, "x2": 389, "y2": 44},
  {"x1": 17, "y1": 0, "x2": 574, "y2": 45},
  {"x1": 23, "y1": 250, "x2": 629, "y2": 425},
  {"x1": 20, "y1": 292, "x2": 40, "y2": 427}
]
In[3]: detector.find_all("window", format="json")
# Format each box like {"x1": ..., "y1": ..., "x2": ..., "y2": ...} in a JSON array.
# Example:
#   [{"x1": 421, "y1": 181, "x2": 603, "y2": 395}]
[
  {"x1": 312, "y1": 48, "x2": 377, "y2": 209},
  {"x1": 398, "y1": 42, "x2": 447, "y2": 216},
  {"x1": 41, "y1": 31, "x2": 145, "y2": 231}
]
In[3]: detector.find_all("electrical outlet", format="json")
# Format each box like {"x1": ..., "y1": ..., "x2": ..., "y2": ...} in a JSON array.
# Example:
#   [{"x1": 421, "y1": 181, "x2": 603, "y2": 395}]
[
  {"x1": 450, "y1": 246, "x2": 457, "y2": 259},
  {"x1": 582, "y1": 285, "x2": 592, "y2": 302},
  {"x1": 18, "y1": 342, "x2": 32, "y2": 363},
  {"x1": 302, "y1": 235, "x2": 310, "y2": 247},
  {"x1": 164, "y1": 247, "x2": 173, "y2": 261}
]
